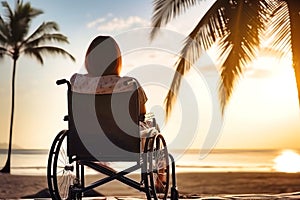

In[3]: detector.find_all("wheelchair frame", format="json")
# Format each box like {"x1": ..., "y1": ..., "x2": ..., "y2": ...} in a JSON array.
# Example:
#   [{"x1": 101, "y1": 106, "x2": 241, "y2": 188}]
[{"x1": 47, "y1": 79, "x2": 178, "y2": 200}]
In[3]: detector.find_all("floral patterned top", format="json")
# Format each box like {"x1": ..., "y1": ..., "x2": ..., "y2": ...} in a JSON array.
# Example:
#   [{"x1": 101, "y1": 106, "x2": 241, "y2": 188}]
[{"x1": 70, "y1": 73, "x2": 148, "y2": 105}]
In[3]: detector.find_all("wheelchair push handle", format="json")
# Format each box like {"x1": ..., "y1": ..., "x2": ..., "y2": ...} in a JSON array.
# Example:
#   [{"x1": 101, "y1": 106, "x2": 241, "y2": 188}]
[
  {"x1": 56, "y1": 79, "x2": 68, "y2": 85},
  {"x1": 56, "y1": 79, "x2": 71, "y2": 90}
]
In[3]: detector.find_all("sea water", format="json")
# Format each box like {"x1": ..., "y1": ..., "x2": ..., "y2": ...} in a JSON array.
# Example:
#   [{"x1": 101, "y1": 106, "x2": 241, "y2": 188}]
[{"x1": 0, "y1": 148, "x2": 297, "y2": 175}]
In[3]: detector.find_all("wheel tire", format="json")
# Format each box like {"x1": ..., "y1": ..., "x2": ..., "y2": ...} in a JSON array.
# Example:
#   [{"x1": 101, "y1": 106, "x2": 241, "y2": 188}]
[
  {"x1": 47, "y1": 130, "x2": 81, "y2": 200},
  {"x1": 147, "y1": 134, "x2": 170, "y2": 200}
]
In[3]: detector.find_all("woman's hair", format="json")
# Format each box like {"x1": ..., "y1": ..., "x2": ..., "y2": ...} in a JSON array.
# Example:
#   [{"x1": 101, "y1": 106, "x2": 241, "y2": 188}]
[{"x1": 85, "y1": 36, "x2": 122, "y2": 76}]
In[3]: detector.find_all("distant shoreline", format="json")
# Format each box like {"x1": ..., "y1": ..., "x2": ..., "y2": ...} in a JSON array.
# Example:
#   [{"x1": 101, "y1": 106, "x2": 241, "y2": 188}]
[
  {"x1": 2, "y1": 148, "x2": 300, "y2": 174},
  {"x1": 0, "y1": 148, "x2": 49, "y2": 154}
]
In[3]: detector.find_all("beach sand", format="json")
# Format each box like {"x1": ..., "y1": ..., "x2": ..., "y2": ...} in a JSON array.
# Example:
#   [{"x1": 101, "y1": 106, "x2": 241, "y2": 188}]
[{"x1": 1, "y1": 172, "x2": 300, "y2": 199}]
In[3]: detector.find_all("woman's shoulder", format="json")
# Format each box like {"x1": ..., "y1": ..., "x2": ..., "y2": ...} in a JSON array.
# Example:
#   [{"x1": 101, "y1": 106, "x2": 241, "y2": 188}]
[
  {"x1": 69, "y1": 74, "x2": 141, "y2": 94},
  {"x1": 70, "y1": 73, "x2": 100, "y2": 93},
  {"x1": 70, "y1": 73, "x2": 90, "y2": 83},
  {"x1": 70, "y1": 74, "x2": 135, "y2": 82},
  {"x1": 70, "y1": 73, "x2": 79, "y2": 83}
]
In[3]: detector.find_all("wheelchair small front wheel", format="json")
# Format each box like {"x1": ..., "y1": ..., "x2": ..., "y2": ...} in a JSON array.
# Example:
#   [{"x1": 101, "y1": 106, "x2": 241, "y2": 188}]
[
  {"x1": 147, "y1": 134, "x2": 170, "y2": 200},
  {"x1": 47, "y1": 130, "x2": 82, "y2": 200}
]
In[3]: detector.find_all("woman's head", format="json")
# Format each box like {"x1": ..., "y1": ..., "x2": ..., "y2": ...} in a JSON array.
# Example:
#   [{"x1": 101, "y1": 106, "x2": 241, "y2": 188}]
[{"x1": 85, "y1": 36, "x2": 122, "y2": 76}]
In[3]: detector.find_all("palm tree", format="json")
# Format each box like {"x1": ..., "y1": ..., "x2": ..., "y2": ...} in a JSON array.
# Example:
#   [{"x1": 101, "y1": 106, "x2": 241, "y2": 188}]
[
  {"x1": 151, "y1": 0, "x2": 300, "y2": 117},
  {"x1": 0, "y1": 1, "x2": 75, "y2": 173}
]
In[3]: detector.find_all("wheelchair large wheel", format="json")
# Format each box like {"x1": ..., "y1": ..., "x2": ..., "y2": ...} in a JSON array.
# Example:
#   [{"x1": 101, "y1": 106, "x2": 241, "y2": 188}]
[
  {"x1": 147, "y1": 134, "x2": 170, "y2": 200},
  {"x1": 47, "y1": 130, "x2": 81, "y2": 200}
]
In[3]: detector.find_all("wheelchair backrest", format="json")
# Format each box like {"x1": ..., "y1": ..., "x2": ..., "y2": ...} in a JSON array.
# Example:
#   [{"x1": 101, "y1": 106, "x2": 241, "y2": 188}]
[{"x1": 68, "y1": 85, "x2": 141, "y2": 162}]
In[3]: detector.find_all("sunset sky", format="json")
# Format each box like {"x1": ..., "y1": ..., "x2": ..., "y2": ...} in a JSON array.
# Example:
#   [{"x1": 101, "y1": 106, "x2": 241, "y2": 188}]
[{"x1": 0, "y1": 0, "x2": 299, "y2": 151}]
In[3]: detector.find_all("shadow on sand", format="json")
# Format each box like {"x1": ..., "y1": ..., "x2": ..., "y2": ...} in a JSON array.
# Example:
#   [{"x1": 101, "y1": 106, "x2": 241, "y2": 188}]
[{"x1": 22, "y1": 188, "x2": 104, "y2": 198}]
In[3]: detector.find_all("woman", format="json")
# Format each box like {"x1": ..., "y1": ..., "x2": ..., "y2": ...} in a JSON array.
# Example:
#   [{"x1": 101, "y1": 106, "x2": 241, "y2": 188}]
[{"x1": 70, "y1": 35, "x2": 165, "y2": 193}]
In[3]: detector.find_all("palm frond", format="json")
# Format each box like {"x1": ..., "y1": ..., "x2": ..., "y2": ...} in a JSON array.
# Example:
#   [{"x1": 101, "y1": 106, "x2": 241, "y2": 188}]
[
  {"x1": 0, "y1": 46, "x2": 8, "y2": 51},
  {"x1": 284, "y1": 0, "x2": 300, "y2": 106},
  {"x1": 23, "y1": 47, "x2": 44, "y2": 64},
  {"x1": 23, "y1": 21, "x2": 59, "y2": 44},
  {"x1": 0, "y1": 46, "x2": 8, "y2": 57},
  {"x1": 16, "y1": 1, "x2": 43, "y2": 18},
  {"x1": 217, "y1": 0, "x2": 270, "y2": 114},
  {"x1": 24, "y1": 33, "x2": 69, "y2": 48},
  {"x1": 150, "y1": 0, "x2": 199, "y2": 40},
  {"x1": 164, "y1": 0, "x2": 274, "y2": 116},
  {"x1": 164, "y1": 0, "x2": 228, "y2": 118},
  {"x1": 24, "y1": 46, "x2": 75, "y2": 62},
  {"x1": 165, "y1": 59, "x2": 187, "y2": 118},
  {"x1": 0, "y1": 16, "x2": 10, "y2": 42},
  {"x1": 0, "y1": 32, "x2": 7, "y2": 44},
  {"x1": 1, "y1": 1, "x2": 13, "y2": 19},
  {"x1": 3, "y1": 0, "x2": 43, "y2": 44},
  {"x1": 265, "y1": 1, "x2": 290, "y2": 57}
]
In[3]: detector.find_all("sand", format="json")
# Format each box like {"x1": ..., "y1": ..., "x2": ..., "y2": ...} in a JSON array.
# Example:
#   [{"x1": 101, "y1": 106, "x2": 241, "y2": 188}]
[{"x1": 1, "y1": 172, "x2": 300, "y2": 199}]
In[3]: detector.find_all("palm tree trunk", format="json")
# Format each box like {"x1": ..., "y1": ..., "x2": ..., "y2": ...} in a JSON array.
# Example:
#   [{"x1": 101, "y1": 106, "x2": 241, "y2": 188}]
[
  {"x1": 0, "y1": 58, "x2": 17, "y2": 174},
  {"x1": 286, "y1": 0, "x2": 300, "y2": 106}
]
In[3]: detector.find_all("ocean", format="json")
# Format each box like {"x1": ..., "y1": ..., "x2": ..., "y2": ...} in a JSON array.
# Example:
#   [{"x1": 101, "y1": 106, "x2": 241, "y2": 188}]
[{"x1": 0, "y1": 148, "x2": 298, "y2": 175}]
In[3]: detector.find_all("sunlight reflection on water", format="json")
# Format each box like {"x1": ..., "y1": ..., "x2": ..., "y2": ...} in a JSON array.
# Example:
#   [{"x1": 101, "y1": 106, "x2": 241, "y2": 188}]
[{"x1": 273, "y1": 149, "x2": 300, "y2": 173}]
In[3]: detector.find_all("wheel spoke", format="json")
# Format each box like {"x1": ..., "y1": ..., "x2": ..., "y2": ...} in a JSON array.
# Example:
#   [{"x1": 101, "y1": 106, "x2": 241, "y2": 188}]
[
  {"x1": 58, "y1": 157, "x2": 66, "y2": 165},
  {"x1": 60, "y1": 147, "x2": 67, "y2": 163},
  {"x1": 62, "y1": 175, "x2": 71, "y2": 199},
  {"x1": 56, "y1": 168, "x2": 65, "y2": 175}
]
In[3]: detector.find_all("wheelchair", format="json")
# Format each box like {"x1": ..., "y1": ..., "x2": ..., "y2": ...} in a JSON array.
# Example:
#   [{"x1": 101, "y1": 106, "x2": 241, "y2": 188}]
[{"x1": 47, "y1": 79, "x2": 178, "y2": 200}]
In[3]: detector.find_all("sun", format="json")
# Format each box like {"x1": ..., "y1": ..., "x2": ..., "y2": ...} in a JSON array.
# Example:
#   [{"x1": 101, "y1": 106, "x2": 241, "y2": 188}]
[{"x1": 273, "y1": 150, "x2": 300, "y2": 173}]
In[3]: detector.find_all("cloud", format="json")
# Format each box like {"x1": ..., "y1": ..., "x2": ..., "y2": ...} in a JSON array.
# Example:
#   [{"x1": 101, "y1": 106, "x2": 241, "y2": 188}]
[
  {"x1": 87, "y1": 16, "x2": 149, "y2": 32},
  {"x1": 86, "y1": 18, "x2": 106, "y2": 28}
]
